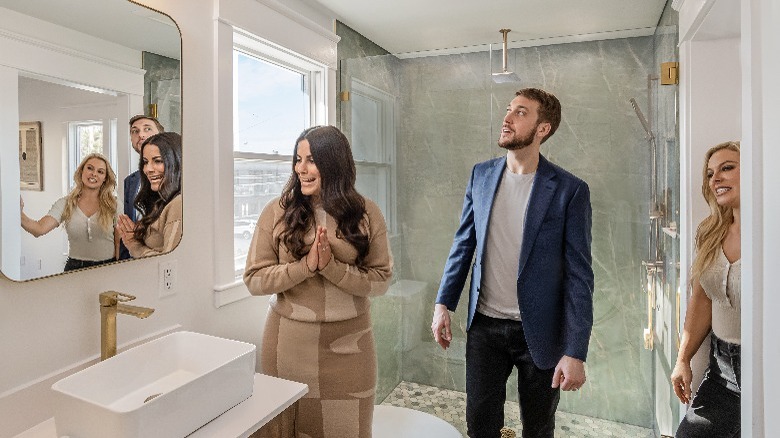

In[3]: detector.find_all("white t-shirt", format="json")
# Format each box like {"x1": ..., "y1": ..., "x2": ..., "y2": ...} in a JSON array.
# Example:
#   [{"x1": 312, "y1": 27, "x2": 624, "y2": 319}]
[
  {"x1": 477, "y1": 169, "x2": 536, "y2": 320},
  {"x1": 47, "y1": 197, "x2": 115, "y2": 261}
]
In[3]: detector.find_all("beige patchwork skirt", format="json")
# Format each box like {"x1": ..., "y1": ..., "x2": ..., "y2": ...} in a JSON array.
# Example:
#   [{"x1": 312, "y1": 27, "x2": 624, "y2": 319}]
[{"x1": 261, "y1": 309, "x2": 377, "y2": 438}]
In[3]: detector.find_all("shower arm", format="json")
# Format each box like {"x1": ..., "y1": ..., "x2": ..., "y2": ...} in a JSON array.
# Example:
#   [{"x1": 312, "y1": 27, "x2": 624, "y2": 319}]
[{"x1": 500, "y1": 29, "x2": 510, "y2": 73}]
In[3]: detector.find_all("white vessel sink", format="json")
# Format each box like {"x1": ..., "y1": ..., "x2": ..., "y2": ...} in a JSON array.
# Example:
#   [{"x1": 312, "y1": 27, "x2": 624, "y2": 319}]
[{"x1": 51, "y1": 331, "x2": 256, "y2": 438}]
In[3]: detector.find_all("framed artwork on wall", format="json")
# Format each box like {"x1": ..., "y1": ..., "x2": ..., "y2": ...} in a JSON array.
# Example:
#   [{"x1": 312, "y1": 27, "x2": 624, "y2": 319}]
[{"x1": 19, "y1": 121, "x2": 42, "y2": 191}]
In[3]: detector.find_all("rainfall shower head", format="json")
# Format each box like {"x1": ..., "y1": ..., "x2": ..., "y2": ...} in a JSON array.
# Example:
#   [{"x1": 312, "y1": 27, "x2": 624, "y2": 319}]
[
  {"x1": 492, "y1": 29, "x2": 521, "y2": 84},
  {"x1": 629, "y1": 98, "x2": 654, "y2": 141}
]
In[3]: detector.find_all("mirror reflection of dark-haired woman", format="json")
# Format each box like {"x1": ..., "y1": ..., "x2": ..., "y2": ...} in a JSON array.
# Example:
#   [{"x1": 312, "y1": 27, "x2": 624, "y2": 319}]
[{"x1": 117, "y1": 132, "x2": 182, "y2": 257}]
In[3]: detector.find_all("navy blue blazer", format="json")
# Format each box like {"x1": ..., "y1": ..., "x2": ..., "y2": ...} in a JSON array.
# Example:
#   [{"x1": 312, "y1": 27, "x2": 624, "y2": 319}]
[
  {"x1": 435, "y1": 154, "x2": 594, "y2": 370},
  {"x1": 118, "y1": 170, "x2": 142, "y2": 260}
]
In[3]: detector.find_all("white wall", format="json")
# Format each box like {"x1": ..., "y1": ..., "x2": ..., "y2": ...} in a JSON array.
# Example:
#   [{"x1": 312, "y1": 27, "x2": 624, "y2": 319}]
[
  {"x1": 0, "y1": 66, "x2": 21, "y2": 280},
  {"x1": 743, "y1": 0, "x2": 780, "y2": 435},
  {"x1": 0, "y1": 0, "x2": 338, "y2": 436}
]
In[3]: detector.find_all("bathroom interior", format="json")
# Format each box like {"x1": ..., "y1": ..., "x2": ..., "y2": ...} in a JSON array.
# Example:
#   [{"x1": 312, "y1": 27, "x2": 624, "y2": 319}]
[{"x1": 0, "y1": 0, "x2": 776, "y2": 437}]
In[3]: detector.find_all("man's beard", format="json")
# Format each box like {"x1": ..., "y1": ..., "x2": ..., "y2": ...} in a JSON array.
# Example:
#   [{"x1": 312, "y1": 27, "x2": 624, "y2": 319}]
[{"x1": 498, "y1": 125, "x2": 536, "y2": 151}]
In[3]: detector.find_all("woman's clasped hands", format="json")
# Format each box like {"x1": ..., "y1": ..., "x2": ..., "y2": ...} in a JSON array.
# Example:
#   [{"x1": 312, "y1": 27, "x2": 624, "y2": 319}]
[
  {"x1": 116, "y1": 214, "x2": 138, "y2": 246},
  {"x1": 306, "y1": 226, "x2": 331, "y2": 272}
]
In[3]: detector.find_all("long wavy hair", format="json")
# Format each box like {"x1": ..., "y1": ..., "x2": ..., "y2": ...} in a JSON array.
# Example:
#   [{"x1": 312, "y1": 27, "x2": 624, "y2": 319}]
[
  {"x1": 278, "y1": 125, "x2": 370, "y2": 267},
  {"x1": 691, "y1": 140, "x2": 740, "y2": 282},
  {"x1": 133, "y1": 132, "x2": 182, "y2": 242},
  {"x1": 61, "y1": 153, "x2": 117, "y2": 232}
]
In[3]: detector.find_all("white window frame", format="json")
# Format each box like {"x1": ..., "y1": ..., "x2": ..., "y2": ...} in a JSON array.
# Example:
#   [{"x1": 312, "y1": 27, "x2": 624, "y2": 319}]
[
  {"x1": 350, "y1": 78, "x2": 397, "y2": 235},
  {"x1": 67, "y1": 119, "x2": 117, "y2": 191},
  {"x1": 212, "y1": 22, "x2": 331, "y2": 307}
]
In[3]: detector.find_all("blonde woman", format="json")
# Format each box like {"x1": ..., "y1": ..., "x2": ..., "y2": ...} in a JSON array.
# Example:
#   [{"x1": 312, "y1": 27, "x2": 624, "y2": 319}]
[
  {"x1": 672, "y1": 141, "x2": 741, "y2": 437},
  {"x1": 21, "y1": 153, "x2": 119, "y2": 271}
]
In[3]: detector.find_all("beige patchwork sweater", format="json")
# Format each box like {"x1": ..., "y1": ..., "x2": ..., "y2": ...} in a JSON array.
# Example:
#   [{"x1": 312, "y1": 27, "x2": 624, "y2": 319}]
[
  {"x1": 126, "y1": 194, "x2": 182, "y2": 258},
  {"x1": 244, "y1": 197, "x2": 393, "y2": 322}
]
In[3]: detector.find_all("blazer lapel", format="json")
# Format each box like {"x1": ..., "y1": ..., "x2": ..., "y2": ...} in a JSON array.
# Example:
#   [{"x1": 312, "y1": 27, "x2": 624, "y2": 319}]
[{"x1": 518, "y1": 155, "x2": 557, "y2": 275}]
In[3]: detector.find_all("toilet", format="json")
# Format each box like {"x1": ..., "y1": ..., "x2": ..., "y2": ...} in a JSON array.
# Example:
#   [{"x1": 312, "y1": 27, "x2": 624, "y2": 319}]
[
  {"x1": 372, "y1": 405, "x2": 461, "y2": 437},
  {"x1": 385, "y1": 280, "x2": 428, "y2": 351}
]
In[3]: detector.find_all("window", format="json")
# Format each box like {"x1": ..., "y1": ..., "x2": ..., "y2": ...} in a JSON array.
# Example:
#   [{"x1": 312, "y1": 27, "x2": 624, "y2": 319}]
[
  {"x1": 350, "y1": 79, "x2": 397, "y2": 234},
  {"x1": 67, "y1": 119, "x2": 117, "y2": 190},
  {"x1": 232, "y1": 34, "x2": 325, "y2": 279}
]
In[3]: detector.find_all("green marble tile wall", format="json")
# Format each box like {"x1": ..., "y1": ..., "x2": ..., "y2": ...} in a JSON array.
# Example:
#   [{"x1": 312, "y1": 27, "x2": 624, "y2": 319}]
[
  {"x1": 337, "y1": 20, "x2": 676, "y2": 428},
  {"x1": 142, "y1": 51, "x2": 181, "y2": 133}
]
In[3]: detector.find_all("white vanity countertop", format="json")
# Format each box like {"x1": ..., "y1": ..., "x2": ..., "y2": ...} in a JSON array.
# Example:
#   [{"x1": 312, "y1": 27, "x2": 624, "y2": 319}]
[{"x1": 14, "y1": 374, "x2": 308, "y2": 438}]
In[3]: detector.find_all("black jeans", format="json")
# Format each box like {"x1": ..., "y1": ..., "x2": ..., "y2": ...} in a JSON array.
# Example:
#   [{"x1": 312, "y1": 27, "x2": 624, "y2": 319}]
[
  {"x1": 466, "y1": 312, "x2": 560, "y2": 438},
  {"x1": 676, "y1": 334, "x2": 741, "y2": 438},
  {"x1": 63, "y1": 257, "x2": 114, "y2": 272}
]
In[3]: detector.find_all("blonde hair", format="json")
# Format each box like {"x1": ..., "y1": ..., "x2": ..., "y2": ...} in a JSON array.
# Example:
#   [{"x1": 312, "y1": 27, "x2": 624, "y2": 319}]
[
  {"x1": 61, "y1": 153, "x2": 117, "y2": 232},
  {"x1": 691, "y1": 141, "x2": 740, "y2": 282}
]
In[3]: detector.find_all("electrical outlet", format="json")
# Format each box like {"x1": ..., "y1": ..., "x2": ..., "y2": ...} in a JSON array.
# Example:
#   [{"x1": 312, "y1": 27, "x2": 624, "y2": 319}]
[{"x1": 159, "y1": 260, "x2": 177, "y2": 297}]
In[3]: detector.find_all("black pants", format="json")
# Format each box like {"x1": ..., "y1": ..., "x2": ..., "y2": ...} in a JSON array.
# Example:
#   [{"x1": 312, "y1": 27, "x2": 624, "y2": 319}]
[
  {"x1": 676, "y1": 334, "x2": 741, "y2": 438},
  {"x1": 466, "y1": 312, "x2": 560, "y2": 438},
  {"x1": 64, "y1": 257, "x2": 114, "y2": 272}
]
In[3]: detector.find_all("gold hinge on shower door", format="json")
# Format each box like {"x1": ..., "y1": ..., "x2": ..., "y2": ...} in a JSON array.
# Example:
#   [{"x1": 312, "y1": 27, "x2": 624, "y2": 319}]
[{"x1": 661, "y1": 62, "x2": 679, "y2": 85}]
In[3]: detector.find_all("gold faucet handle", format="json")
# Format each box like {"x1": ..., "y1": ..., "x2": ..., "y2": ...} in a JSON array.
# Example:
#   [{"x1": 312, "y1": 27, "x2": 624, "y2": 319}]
[
  {"x1": 115, "y1": 292, "x2": 136, "y2": 302},
  {"x1": 99, "y1": 291, "x2": 137, "y2": 306}
]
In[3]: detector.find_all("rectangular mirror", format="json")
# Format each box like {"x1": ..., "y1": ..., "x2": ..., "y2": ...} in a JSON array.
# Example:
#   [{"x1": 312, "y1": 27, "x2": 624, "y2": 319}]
[{"x1": 0, "y1": 0, "x2": 182, "y2": 281}]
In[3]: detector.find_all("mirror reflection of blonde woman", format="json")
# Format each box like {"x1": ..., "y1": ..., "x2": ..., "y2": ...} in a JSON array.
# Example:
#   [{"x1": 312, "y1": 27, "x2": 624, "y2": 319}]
[
  {"x1": 20, "y1": 153, "x2": 119, "y2": 272},
  {"x1": 671, "y1": 141, "x2": 740, "y2": 437}
]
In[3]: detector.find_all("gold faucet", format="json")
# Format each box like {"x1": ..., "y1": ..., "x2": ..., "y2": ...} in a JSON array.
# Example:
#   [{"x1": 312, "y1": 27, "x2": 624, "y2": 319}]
[{"x1": 99, "y1": 291, "x2": 154, "y2": 360}]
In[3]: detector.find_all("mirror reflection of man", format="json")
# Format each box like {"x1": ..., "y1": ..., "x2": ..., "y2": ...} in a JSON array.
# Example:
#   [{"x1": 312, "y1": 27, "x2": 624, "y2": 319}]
[{"x1": 118, "y1": 115, "x2": 164, "y2": 260}]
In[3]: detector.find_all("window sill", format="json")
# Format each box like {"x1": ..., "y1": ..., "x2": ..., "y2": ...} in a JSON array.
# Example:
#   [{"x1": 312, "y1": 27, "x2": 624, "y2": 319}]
[{"x1": 213, "y1": 280, "x2": 251, "y2": 308}]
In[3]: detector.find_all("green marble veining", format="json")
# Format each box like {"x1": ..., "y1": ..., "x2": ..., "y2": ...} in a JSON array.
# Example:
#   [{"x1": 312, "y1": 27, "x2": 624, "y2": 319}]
[
  {"x1": 142, "y1": 51, "x2": 181, "y2": 133},
  {"x1": 339, "y1": 9, "x2": 677, "y2": 427}
]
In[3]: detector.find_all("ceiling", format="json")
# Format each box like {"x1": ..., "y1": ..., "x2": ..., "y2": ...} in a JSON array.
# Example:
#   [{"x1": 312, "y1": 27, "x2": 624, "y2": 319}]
[
  {"x1": 0, "y1": 0, "x2": 181, "y2": 59},
  {"x1": 310, "y1": 0, "x2": 668, "y2": 57},
  {"x1": 1, "y1": 0, "x2": 668, "y2": 60}
]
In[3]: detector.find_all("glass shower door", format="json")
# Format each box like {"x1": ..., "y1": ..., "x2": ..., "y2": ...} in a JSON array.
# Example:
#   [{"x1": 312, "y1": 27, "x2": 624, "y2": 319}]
[{"x1": 651, "y1": 9, "x2": 681, "y2": 435}]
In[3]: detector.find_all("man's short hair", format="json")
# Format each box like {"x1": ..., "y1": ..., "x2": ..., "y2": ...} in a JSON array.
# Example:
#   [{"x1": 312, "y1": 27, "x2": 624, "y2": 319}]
[
  {"x1": 129, "y1": 114, "x2": 165, "y2": 133},
  {"x1": 515, "y1": 88, "x2": 561, "y2": 144}
]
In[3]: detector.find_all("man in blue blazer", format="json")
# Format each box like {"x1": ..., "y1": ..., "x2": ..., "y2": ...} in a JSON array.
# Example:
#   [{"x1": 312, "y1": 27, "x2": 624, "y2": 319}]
[
  {"x1": 118, "y1": 115, "x2": 164, "y2": 260},
  {"x1": 432, "y1": 88, "x2": 593, "y2": 437}
]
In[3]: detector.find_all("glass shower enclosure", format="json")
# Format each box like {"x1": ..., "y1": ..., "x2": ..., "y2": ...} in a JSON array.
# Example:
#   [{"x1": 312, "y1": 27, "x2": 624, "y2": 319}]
[{"x1": 338, "y1": 7, "x2": 679, "y2": 433}]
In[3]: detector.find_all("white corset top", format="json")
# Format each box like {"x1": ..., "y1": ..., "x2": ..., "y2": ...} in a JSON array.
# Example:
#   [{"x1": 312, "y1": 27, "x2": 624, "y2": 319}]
[{"x1": 698, "y1": 247, "x2": 741, "y2": 344}]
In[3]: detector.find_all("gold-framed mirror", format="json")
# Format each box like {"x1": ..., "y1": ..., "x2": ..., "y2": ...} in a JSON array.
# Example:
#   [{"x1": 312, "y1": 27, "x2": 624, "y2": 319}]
[{"x1": 0, "y1": 0, "x2": 182, "y2": 281}]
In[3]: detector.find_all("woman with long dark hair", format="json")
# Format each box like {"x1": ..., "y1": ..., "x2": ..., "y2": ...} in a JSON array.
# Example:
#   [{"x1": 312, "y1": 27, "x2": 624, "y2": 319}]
[
  {"x1": 672, "y1": 141, "x2": 741, "y2": 437},
  {"x1": 21, "y1": 153, "x2": 118, "y2": 271},
  {"x1": 244, "y1": 125, "x2": 393, "y2": 438},
  {"x1": 117, "y1": 132, "x2": 182, "y2": 257}
]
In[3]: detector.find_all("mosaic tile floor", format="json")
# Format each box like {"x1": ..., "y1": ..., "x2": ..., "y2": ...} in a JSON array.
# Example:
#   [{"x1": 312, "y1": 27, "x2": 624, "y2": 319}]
[{"x1": 380, "y1": 381, "x2": 655, "y2": 438}]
